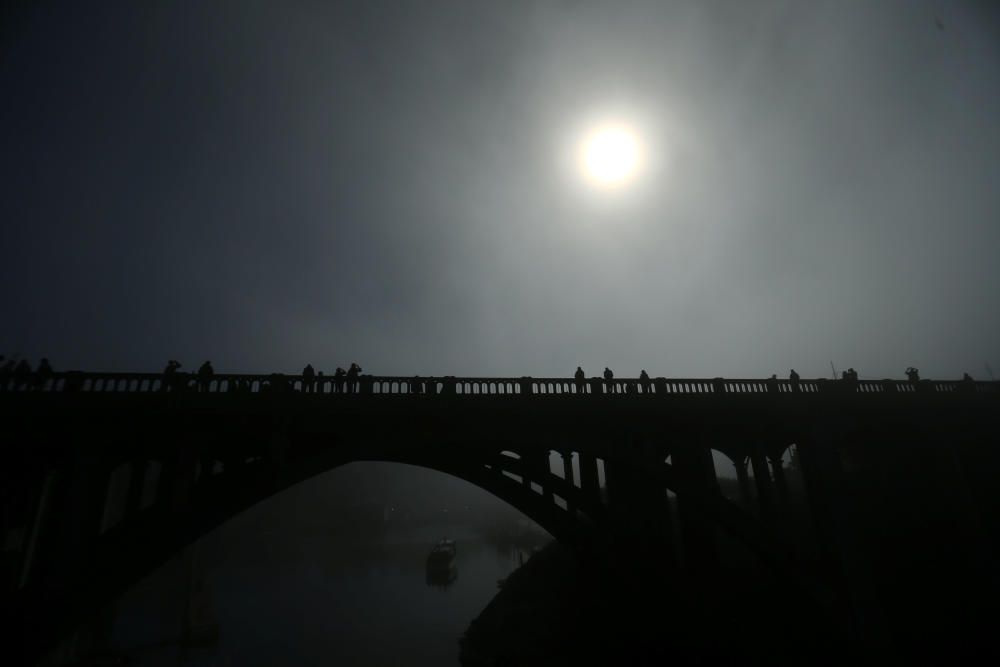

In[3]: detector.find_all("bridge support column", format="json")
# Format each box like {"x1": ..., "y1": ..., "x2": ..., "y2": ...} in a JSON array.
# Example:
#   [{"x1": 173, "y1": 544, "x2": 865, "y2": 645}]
[
  {"x1": 735, "y1": 457, "x2": 753, "y2": 507},
  {"x1": 268, "y1": 430, "x2": 289, "y2": 489},
  {"x1": 578, "y1": 451, "x2": 599, "y2": 500},
  {"x1": 797, "y1": 427, "x2": 887, "y2": 654},
  {"x1": 769, "y1": 453, "x2": 789, "y2": 505},
  {"x1": 561, "y1": 452, "x2": 575, "y2": 514},
  {"x1": 672, "y1": 442, "x2": 718, "y2": 572},
  {"x1": 540, "y1": 451, "x2": 554, "y2": 504},
  {"x1": 123, "y1": 460, "x2": 147, "y2": 517},
  {"x1": 750, "y1": 449, "x2": 775, "y2": 522},
  {"x1": 17, "y1": 468, "x2": 58, "y2": 590},
  {"x1": 61, "y1": 459, "x2": 111, "y2": 571},
  {"x1": 157, "y1": 446, "x2": 198, "y2": 512},
  {"x1": 523, "y1": 449, "x2": 551, "y2": 503},
  {"x1": 602, "y1": 453, "x2": 656, "y2": 563}
]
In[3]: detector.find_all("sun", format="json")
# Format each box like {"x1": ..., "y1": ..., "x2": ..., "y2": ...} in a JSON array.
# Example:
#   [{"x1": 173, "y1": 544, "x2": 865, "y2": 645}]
[{"x1": 578, "y1": 123, "x2": 642, "y2": 189}]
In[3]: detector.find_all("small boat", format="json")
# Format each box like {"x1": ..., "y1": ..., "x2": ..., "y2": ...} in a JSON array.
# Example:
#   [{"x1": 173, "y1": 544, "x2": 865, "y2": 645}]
[
  {"x1": 427, "y1": 538, "x2": 456, "y2": 570},
  {"x1": 426, "y1": 538, "x2": 457, "y2": 587}
]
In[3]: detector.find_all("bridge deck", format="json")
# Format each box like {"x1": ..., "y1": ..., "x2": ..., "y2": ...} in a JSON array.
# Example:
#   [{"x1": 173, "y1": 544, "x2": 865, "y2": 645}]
[{"x1": 1, "y1": 371, "x2": 995, "y2": 396}]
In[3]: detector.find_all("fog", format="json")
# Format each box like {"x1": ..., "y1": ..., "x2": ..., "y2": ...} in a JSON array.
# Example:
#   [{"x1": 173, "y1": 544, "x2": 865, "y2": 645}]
[{"x1": 2, "y1": 0, "x2": 998, "y2": 380}]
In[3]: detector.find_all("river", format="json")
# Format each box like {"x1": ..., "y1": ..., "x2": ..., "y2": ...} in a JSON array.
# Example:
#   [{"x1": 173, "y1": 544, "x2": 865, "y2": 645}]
[{"x1": 109, "y1": 511, "x2": 547, "y2": 666}]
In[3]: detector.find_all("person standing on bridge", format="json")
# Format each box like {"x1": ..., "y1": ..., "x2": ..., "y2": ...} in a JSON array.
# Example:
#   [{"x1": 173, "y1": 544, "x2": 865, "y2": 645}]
[
  {"x1": 789, "y1": 369, "x2": 800, "y2": 392},
  {"x1": 603, "y1": 367, "x2": 614, "y2": 394},
  {"x1": 639, "y1": 369, "x2": 651, "y2": 394},
  {"x1": 346, "y1": 362, "x2": 362, "y2": 393},
  {"x1": 162, "y1": 360, "x2": 181, "y2": 391},
  {"x1": 333, "y1": 367, "x2": 346, "y2": 393},
  {"x1": 197, "y1": 361, "x2": 214, "y2": 392},
  {"x1": 906, "y1": 367, "x2": 920, "y2": 383},
  {"x1": 846, "y1": 368, "x2": 859, "y2": 391},
  {"x1": 302, "y1": 364, "x2": 316, "y2": 393},
  {"x1": 574, "y1": 366, "x2": 585, "y2": 394}
]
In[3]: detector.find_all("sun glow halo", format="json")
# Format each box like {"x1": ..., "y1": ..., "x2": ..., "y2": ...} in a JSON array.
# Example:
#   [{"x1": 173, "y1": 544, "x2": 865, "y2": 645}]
[{"x1": 579, "y1": 123, "x2": 642, "y2": 189}]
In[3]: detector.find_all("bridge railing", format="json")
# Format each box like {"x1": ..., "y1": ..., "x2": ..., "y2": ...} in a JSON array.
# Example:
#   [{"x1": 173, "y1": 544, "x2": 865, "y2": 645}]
[{"x1": 0, "y1": 371, "x2": 994, "y2": 397}]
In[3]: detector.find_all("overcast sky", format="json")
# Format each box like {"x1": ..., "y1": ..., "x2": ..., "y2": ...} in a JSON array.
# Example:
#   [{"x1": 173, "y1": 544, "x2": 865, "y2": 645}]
[{"x1": 2, "y1": 0, "x2": 998, "y2": 380}]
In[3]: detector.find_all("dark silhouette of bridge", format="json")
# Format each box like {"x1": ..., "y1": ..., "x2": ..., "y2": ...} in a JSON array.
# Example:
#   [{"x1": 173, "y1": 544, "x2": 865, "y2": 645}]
[{"x1": 1, "y1": 371, "x2": 998, "y2": 664}]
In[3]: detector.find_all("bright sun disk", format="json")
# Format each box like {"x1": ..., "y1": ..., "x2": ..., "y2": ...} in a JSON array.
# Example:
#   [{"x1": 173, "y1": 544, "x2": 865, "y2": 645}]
[{"x1": 579, "y1": 124, "x2": 641, "y2": 189}]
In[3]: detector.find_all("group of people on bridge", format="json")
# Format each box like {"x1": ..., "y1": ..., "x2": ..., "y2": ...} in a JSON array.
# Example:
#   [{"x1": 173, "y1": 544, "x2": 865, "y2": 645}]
[
  {"x1": 298, "y1": 362, "x2": 363, "y2": 393},
  {"x1": 159, "y1": 360, "x2": 365, "y2": 394},
  {"x1": 0, "y1": 356, "x2": 53, "y2": 391},
  {"x1": 0, "y1": 356, "x2": 985, "y2": 395},
  {"x1": 574, "y1": 366, "x2": 654, "y2": 394}
]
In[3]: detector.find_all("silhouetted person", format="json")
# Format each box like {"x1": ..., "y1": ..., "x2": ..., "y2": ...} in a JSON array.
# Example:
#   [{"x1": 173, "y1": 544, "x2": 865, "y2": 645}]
[
  {"x1": 767, "y1": 373, "x2": 778, "y2": 393},
  {"x1": 35, "y1": 357, "x2": 53, "y2": 390},
  {"x1": 603, "y1": 367, "x2": 614, "y2": 394},
  {"x1": 162, "y1": 360, "x2": 181, "y2": 391},
  {"x1": 906, "y1": 367, "x2": 920, "y2": 383},
  {"x1": 316, "y1": 370, "x2": 324, "y2": 392},
  {"x1": 639, "y1": 369, "x2": 651, "y2": 393},
  {"x1": 789, "y1": 369, "x2": 800, "y2": 392},
  {"x1": 334, "y1": 367, "x2": 346, "y2": 393},
  {"x1": 302, "y1": 364, "x2": 316, "y2": 393},
  {"x1": 574, "y1": 366, "x2": 585, "y2": 393},
  {"x1": 411, "y1": 376, "x2": 423, "y2": 394},
  {"x1": 346, "y1": 362, "x2": 362, "y2": 393},
  {"x1": 198, "y1": 361, "x2": 214, "y2": 392},
  {"x1": 13, "y1": 359, "x2": 31, "y2": 391},
  {"x1": 963, "y1": 372, "x2": 973, "y2": 382}
]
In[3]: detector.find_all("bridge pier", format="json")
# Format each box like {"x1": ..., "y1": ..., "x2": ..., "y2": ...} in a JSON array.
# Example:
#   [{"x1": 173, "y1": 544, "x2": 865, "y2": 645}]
[
  {"x1": 123, "y1": 460, "x2": 147, "y2": 517},
  {"x1": 734, "y1": 456, "x2": 753, "y2": 507},
  {"x1": 769, "y1": 453, "x2": 789, "y2": 505},
  {"x1": 561, "y1": 451, "x2": 575, "y2": 514},
  {"x1": 750, "y1": 448, "x2": 775, "y2": 522},
  {"x1": 577, "y1": 451, "x2": 600, "y2": 506},
  {"x1": 797, "y1": 426, "x2": 891, "y2": 656},
  {"x1": 600, "y1": 444, "x2": 676, "y2": 571},
  {"x1": 15, "y1": 467, "x2": 58, "y2": 591},
  {"x1": 670, "y1": 441, "x2": 718, "y2": 572},
  {"x1": 57, "y1": 455, "x2": 111, "y2": 581},
  {"x1": 156, "y1": 446, "x2": 198, "y2": 512}
]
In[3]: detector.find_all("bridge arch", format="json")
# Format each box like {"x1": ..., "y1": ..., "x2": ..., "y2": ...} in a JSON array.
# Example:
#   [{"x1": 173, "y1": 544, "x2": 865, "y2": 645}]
[{"x1": 17, "y1": 443, "x2": 606, "y2": 661}]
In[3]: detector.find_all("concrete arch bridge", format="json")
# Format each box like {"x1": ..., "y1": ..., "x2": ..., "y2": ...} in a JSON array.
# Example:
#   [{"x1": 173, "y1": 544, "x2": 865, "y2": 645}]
[{"x1": 1, "y1": 371, "x2": 997, "y2": 663}]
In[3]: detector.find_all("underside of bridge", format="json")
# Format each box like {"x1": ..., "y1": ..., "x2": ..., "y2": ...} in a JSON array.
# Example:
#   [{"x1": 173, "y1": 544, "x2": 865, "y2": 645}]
[{"x1": 2, "y1": 378, "x2": 998, "y2": 664}]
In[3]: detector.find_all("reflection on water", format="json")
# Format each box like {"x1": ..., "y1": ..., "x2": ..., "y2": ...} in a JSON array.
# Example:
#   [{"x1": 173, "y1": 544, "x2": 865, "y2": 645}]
[
  {"x1": 425, "y1": 564, "x2": 458, "y2": 590},
  {"x1": 110, "y1": 519, "x2": 546, "y2": 666}
]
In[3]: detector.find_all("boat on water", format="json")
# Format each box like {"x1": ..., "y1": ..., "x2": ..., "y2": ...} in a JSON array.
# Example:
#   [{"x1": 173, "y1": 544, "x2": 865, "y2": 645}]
[
  {"x1": 426, "y1": 538, "x2": 457, "y2": 587},
  {"x1": 427, "y1": 538, "x2": 456, "y2": 569}
]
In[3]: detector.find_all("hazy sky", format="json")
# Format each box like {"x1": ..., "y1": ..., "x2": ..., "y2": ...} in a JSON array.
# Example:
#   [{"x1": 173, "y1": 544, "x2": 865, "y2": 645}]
[{"x1": 2, "y1": 0, "x2": 998, "y2": 380}]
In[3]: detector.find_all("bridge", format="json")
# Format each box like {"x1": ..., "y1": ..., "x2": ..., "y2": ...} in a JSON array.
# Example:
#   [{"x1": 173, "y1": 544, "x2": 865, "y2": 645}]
[{"x1": 1, "y1": 371, "x2": 998, "y2": 663}]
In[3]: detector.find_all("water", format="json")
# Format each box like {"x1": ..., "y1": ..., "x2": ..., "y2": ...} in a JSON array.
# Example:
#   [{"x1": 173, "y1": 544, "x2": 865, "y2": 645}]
[{"x1": 111, "y1": 517, "x2": 545, "y2": 666}]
